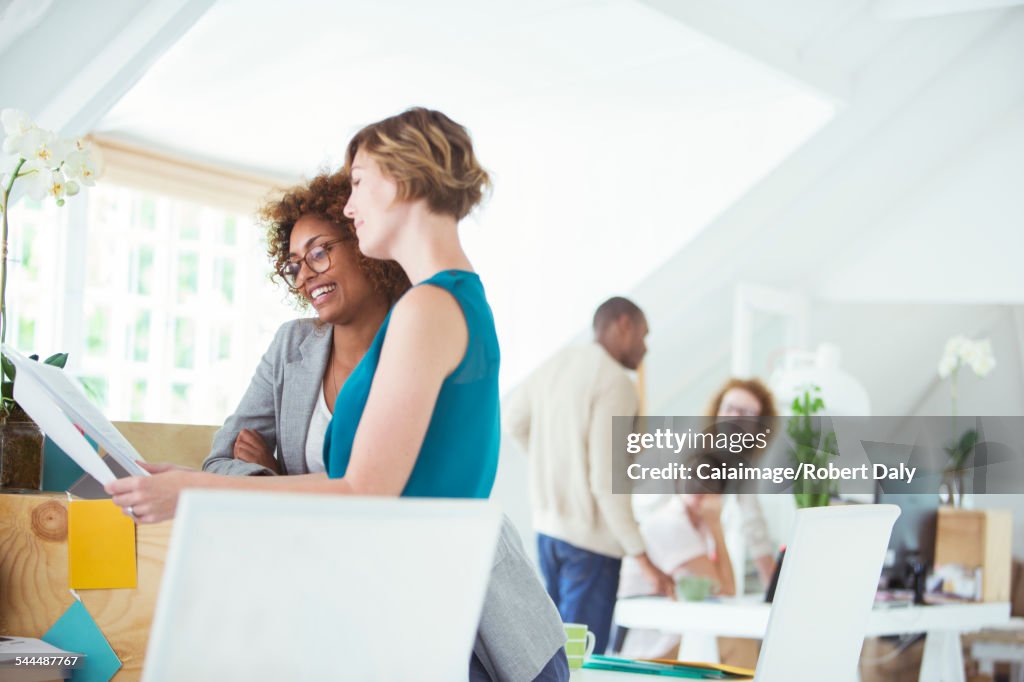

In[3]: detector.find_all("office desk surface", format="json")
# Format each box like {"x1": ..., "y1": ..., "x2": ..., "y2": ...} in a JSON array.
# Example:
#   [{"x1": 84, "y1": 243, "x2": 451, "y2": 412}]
[
  {"x1": 614, "y1": 595, "x2": 1011, "y2": 682},
  {"x1": 610, "y1": 593, "x2": 1011, "y2": 634},
  {"x1": 614, "y1": 595, "x2": 1011, "y2": 638}
]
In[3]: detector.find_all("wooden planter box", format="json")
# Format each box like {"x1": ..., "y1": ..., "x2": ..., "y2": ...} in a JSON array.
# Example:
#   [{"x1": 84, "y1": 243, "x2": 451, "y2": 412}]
[{"x1": 934, "y1": 507, "x2": 1013, "y2": 603}]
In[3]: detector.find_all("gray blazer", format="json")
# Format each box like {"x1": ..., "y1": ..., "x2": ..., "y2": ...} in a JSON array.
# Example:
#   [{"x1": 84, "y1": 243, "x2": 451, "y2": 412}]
[
  {"x1": 204, "y1": 318, "x2": 331, "y2": 477},
  {"x1": 202, "y1": 318, "x2": 566, "y2": 681}
]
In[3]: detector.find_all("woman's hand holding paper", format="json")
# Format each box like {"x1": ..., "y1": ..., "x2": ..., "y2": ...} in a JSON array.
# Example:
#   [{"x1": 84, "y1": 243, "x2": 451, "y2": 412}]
[{"x1": 105, "y1": 462, "x2": 201, "y2": 524}]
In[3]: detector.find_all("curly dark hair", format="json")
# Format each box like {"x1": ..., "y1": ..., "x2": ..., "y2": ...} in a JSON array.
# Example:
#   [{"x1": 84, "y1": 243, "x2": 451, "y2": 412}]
[{"x1": 260, "y1": 170, "x2": 410, "y2": 306}]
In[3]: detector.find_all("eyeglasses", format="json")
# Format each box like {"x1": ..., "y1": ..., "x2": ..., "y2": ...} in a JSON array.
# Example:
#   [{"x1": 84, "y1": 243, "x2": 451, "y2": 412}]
[
  {"x1": 718, "y1": 402, "x2": 761, "y2": 418},
  {"x1": 279, "y1": 238, "x2": 345, "y2": 288}
]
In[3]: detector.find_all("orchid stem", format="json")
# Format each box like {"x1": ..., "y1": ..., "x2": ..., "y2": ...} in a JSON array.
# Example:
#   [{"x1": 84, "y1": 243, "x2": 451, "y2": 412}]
[{"x1": 0, "y1": 158, "x2": 25, "y2": 346}]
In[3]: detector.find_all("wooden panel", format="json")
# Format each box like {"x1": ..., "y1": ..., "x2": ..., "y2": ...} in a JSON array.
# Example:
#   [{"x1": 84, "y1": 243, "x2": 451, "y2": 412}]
[
  {"x1": 112, "y1": 421, "x2": 219, "y2": 471},
  {"x1": 0, "y1": 493, "x2": 172, "y2": 681},
  {"x1": 935, "y1": 508, "x2": 985, "y2": 567},
  {"x1": 935, "y1": 507, "x2": 1012, "y2": 603},
  {"x1": 0, "y1": 494, "x2": 73, "y2": 635},
  {"x1": 982, "y1": 509, "x2": 1012, "y2": 603}
]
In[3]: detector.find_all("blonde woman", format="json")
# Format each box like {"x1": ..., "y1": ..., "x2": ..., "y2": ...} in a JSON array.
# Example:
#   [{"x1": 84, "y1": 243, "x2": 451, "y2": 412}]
[{"x1": 108, "y1": 109, "x2": 568, "y2": 680}]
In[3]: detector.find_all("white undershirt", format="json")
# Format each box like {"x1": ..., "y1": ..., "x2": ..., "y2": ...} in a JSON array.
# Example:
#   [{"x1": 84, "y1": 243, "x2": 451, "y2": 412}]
[{"x1": 304, "y1": 382, "x2": 332, "y2": 474}]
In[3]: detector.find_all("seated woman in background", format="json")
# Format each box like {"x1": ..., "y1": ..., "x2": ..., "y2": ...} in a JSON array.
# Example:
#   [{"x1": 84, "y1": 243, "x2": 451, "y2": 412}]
[
  {"x1": 615, "y1": 377, "x2": 778, "y2": 659},
  {"x1": 107, "y1": 108, "x2": 568, "y2": 681},
  {"x1": 616, "y1": 493, "x2": 735, "y2": 658},
  {"x1": 705, "y1": 377, "x2": 779, "y2": 586}
]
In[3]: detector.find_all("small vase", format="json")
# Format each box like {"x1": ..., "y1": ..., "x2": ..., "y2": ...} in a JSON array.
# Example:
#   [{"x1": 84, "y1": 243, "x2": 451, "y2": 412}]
[
  {"x1": 0, "y1": 405, "x2": 44, "y2": 491},
  {"x1": 940, "y1": 469, "x2": 966, "y2": 508}
]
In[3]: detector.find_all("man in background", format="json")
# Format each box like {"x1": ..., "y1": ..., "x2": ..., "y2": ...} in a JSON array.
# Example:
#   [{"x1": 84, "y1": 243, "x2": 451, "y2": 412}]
[{"x1": 505, "y1": 296, "x2": 674, "y2": 655}]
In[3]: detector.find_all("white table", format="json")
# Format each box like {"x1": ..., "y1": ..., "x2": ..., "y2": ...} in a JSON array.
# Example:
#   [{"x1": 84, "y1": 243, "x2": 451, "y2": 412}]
[{"x1": 613, "y1": 596, "x2": 1010, "y2": 682}]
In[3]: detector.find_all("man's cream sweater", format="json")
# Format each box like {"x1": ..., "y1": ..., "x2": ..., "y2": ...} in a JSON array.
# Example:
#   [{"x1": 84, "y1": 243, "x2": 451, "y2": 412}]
[{"x1": 504, "y1": 343, "x2": 645, "y2": 558}]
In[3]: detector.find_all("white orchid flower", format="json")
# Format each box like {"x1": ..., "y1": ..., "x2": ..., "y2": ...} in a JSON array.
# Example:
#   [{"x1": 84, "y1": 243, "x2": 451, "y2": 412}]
[
  {"x1": 1, "y1": 109, "x2": 33, "y2": 136},
  {"x1": 22, "y1": 164, "x2": 67, "y2": 203},
  {"x1": 44, "y1": 170, "x2": 69, "y2": 205},
  {"x1": 937, "y1": 353, "x2": 958, "y2": 379},
  {"x1": 1, "y1": 109, "x2": 36, "y2": 156},
  {"x1": 18, "y1": 160, "x2": 46, "y2": 199},
  {"x1": 14, "y1": 126, "x2": 69, "y2": 168},
  {"x1": 938, "y1": 336, "x2": 964, "y2": 378},
  {"x1": 966, "y1": 339, "x2": 995, "y2": 377},
  {"x1": 946, "y1": 335, "x2": 970, "y2": 357},
  {"x1": 65, "y1": 179, "x2": 80, "y2": 197},
  {"x1": 63, "y1": 148, "x2": 99, "y2": 186},
  {"x1": 938, "y1": 335, "x2": 996, "y2": 379}
]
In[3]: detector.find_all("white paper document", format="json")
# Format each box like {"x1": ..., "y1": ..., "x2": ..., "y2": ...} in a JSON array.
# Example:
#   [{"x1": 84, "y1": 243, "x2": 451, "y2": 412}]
[
  {"x1": 2, "y1": 344, "x2": 148, "y2": 484},
  {"x1": 0, "y1": 636, "x2": 81, "y2": 661}
]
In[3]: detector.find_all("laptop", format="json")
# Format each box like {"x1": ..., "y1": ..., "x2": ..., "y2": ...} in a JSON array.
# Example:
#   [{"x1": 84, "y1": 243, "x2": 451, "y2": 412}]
[
  {"x1": 753, "y1": 504, "x2": 900, "y2": 681},
  {"x1": 142, "y1": 490, "x2": 501, "y2": 682}
]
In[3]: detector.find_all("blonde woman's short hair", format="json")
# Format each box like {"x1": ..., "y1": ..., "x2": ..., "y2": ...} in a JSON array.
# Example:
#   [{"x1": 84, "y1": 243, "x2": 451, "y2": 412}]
[{"x1": 345, "y1": 107, "x2": 491, "y2": 220}]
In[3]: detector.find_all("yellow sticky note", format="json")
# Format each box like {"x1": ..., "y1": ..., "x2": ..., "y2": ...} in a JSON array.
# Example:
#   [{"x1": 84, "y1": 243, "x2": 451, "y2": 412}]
[{"x1": 68, "y1": 499, "x2": 137, "y2": 589}]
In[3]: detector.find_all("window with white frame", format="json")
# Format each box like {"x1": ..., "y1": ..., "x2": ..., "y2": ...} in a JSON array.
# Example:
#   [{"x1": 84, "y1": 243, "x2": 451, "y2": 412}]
[{"x1": 6, "y1": 157, "x2": 300, "y2": 425}]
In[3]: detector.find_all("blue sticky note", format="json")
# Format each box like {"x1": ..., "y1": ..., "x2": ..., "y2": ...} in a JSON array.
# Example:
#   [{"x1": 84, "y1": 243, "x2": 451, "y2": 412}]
[
  {"x1": 42, "y1": 600, "x2": 122, "y2": 682},
  {"x1": 42, "y1": 437, "x2": 85, "y2": 492},
  {"x1": 42, "y1": 434, "x2": 97, "y2": 492}
]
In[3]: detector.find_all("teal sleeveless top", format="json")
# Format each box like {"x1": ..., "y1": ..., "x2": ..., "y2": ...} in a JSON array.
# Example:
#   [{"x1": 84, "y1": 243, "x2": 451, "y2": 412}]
[{"x1": 323, "y1": 270, "x2": 500, "y2": 498}]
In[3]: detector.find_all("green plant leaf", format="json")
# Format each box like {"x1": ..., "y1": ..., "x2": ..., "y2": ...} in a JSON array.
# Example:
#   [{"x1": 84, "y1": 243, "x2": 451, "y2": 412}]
[
  {"x1": 78, "y1": 377, "x2": 101, "y2": 403},
  {"x1": 958, "y1": 429, "x2": 978, "y2": 453},
  {"x1": 43, "y1": 352, "x2": 68, "y2": 368},
  {"x1": 28, "y1": 354, "x2": 39, "y2": 361},
  {"x1": 1, "y1": 379, "x2": 11, "y2": 401},
  {"x1": 1, "y1": 355, "x2": 14, "y2": 382}
]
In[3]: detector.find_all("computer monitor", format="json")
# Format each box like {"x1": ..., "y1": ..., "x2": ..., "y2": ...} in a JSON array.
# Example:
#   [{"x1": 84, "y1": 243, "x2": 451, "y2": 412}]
[
  {"x1": 754, "y1": 505, "x2": 900, "y2": 681},
  {"x1": 870, "y1": 442, "x2": 941, "y2": 588},
  {"x1": 143, "y1": 490, "x2": 502, "y2": 682}
]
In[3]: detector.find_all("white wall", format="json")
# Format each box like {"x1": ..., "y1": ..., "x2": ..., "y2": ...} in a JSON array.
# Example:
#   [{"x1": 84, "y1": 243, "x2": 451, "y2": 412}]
[
  {"x1": 817, "y1": 104, "x2": 1024, "y2": 305},
  {"x1": 807, "y1": 303, "x2": 1024, "y2": 417}
]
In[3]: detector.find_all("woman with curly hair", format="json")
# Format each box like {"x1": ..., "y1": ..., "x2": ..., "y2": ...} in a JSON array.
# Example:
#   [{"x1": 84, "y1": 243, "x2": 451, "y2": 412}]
[
  {"x1": 198, "y1": 170, "x2": 410, "y2": 477},
  {"x1": 107, "y1": 110, "x2": 569, "y2": 680}
]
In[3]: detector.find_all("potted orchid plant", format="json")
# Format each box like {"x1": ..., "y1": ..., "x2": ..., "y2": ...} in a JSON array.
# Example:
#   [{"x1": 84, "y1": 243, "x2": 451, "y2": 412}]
[
  {"x1": 0, "y1": 108, "x2": 100, "y2": 489},
  {"x1": 937, "y1": 335, "x2": 996, "y2": 506}
]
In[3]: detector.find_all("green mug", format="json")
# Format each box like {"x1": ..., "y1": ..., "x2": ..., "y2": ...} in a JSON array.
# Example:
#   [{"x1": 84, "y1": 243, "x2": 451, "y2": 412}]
[
  {"x1": 675, "y1": 575, "x2": 715, "y2": 602},
  {"x1": 563, "y1": 622, "x2": 596, "y2": 670}
]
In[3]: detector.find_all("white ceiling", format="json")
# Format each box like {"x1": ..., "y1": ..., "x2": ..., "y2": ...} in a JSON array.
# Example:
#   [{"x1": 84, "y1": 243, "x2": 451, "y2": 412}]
[
  {"x1": 94, "y1": 0, "x2": 834, "y2": 385},
  {"x1": 97, "y1": 0, "x2": 832, "y2": 179}
]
